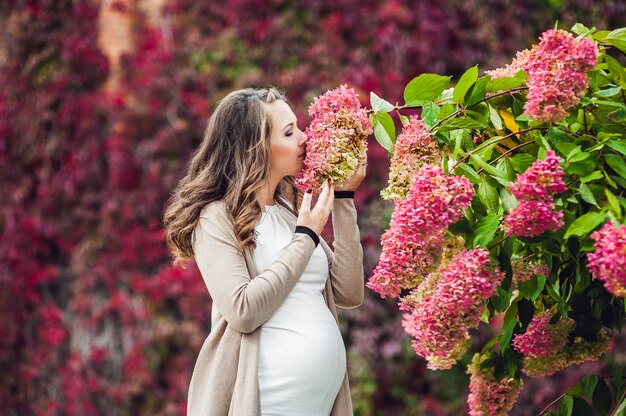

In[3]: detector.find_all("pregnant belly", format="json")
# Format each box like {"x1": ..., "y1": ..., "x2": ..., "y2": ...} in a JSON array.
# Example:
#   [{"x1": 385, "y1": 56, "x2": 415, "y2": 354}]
[{"x1": 258, "y1": 292, "x2": 346, "y2": 412}]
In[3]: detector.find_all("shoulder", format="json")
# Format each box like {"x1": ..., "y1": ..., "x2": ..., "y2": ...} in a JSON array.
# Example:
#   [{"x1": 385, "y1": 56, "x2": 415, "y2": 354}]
[{"x1": 199, "y1": 200, "x2": 228, "y2": 221}]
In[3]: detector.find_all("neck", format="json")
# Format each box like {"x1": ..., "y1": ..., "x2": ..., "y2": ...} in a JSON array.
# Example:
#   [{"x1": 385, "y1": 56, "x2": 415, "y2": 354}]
[{"x1": 257, "y1": 175, "x2": 281, "y2": 206}]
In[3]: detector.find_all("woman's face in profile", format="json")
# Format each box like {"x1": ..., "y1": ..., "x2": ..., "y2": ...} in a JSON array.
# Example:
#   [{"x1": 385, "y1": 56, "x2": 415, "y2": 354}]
[{"x1": 265, "y1": 100, "x2": 307, "y2": 179}]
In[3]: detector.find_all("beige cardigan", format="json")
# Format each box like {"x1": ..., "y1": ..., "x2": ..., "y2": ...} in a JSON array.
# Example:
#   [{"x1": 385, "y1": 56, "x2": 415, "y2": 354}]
[{"x1": 187, "y1": 198, "x2": 364, "y2": 416}]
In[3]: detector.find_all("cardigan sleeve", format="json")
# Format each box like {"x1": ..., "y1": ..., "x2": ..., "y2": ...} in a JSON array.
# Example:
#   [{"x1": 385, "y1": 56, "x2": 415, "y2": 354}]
[
  {"x1": 192, "y1": 203, "x2": 317, "y2": 334},
  {"x1": 328, "y1": 198, "x2": 364, "y2": 308}
]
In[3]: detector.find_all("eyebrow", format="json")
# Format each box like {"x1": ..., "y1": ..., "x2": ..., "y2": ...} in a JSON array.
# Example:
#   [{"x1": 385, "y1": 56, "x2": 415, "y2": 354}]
[{"x1": 282, "y1": 122, "x2": 295, "y2": 132}]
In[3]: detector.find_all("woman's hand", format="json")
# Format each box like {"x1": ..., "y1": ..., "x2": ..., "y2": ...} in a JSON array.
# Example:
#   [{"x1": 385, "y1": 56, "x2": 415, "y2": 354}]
[
  {"x1": 335, "y1": 157, "x2": 367, "y2": 191},
  {"x1": 297, "y1": 180, "x2": 334, "y2": 235}
]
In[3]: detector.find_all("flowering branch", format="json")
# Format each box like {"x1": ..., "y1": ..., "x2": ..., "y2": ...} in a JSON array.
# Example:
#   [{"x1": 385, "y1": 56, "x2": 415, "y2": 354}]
[
  {"x1": 476, "y1": 140, "x2": 535, "y2": 175},
  {"x1": 451, "y1": 127, "x2": 547, "y2": 171}
]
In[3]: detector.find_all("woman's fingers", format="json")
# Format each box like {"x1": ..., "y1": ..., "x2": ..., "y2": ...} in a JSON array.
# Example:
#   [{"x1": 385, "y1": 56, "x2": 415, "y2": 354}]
[
  {"x1": 316, "y1": 180, "x2": 330, "y2": 205},
  {"x1": 300, "y1": 188, "x2": 313, "y2": 212}
]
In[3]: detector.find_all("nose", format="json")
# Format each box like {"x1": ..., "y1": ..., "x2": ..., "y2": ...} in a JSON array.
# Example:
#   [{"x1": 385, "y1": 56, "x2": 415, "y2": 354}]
[{"x1": 298, "y1": 131, "x2": 307, "y2": 145}]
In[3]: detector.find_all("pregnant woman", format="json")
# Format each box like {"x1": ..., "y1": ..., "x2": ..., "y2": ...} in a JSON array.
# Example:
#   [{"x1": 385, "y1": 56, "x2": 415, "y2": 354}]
[{"x1": 163, "y1": 87, "x2": 365, "y2": 415}]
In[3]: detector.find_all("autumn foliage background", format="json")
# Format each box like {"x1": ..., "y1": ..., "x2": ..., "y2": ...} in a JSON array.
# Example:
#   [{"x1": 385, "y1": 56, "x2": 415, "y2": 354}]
[{"x1": 1, "y1": 1, "x2": 625, "y2": 415}]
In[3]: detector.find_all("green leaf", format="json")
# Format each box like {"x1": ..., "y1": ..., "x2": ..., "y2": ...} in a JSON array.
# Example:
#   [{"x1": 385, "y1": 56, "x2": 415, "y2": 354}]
[
  {"x1": 500, "y1": 316, "x2": 516, "y2": 351},
  {"x1": 518, "y1": 277, "x2": 537, "y2": 300},
  {"x1": 606, "y1": 27, "x2": 626, "y2": 55},
  {"x1": 606, "y1": 188, "x2": 623, "y2": 219},
  {"x1": 564, "y1": 211, "x2": 607, "y2": 239},
  {"x1": 456, "y1": 162, "x2": 482, "y2": 184},
  {"x1": 489, "y1": 105, "x2": 503, "y2": 130},
  {"x1": 606, "y1": 154, "x2": 626, "y2": 179},
  {"x1": 438, "y1": 104, "x2": 456, "y2": 120},
  {"x1": 532, "y1": 274, "x2": 546, "y2": 301},
  {"x1": 500, "y1": 188, "x2": 517, "y2": 212},
  {"x1": 478, "y1": 181, "x2": 500, "y2": 212},
  {"x1": 570, "y1": 152, "x2": 592, "y2": 164},
  {"x1": 471, "y1": 154, "x2": 509, "y2": 182},
  {"x1": 580, "y1": 170, "x2": 604, "y2": 183},
  {"x1": 509, "y1": 154, "x2": 535, "y2": 173},
  {"x1": 371, "y1": 112, "x2": 395, "y2": 155},
  {"x1": 438, "y1": 118, "x2": 487, "y2": 132},
  {"x1": 492, "y1": 287, "x2": 511, "y2": 312},
  {"x1": 473, "y1": 213, "x2": 502, "y2": 247},
  {"x1": 556, "y1": 394, "x2": 573, "y2": 416},
  {"x1": 605, "y1": 54, "x2": 626, "y2": 88},
  {"x1": 593, "y1": 86, "x2": 622, "y2": 98},
  {"x1": 567, "y1": 159, "x2": 596, "y2": 176},
  {"x1": 582, "y1": 375, "x2": 599, "y2": 397},
  {"x1": 578, "y1": 183, "x2": 599, "y2": 207},
  {"x1": 485, "y1": 76, "x2": 525, "y2": 92},
  {"x1": 465, "y1": 76, "x2": 489, "y2": 106},
  {"x1": 422, "y1": 102, "x2": 440, "y2": 128},
  {"x1": 569, "y1": 375, "x2": 599, "y2": 397},
  {"x1": 404, "y1": 74, "x2": 451, "y2": 105},
  {"x1": 370, "y1": 92, "x2": 395, "y2": 113},
  {"x1": 453, "y1": 65, "x2": 478, "y2": 103},
  {"x1": 571, "y1": 23, "x2": 591, "y2": 35},
  {"x1": 606, "y1": 140, "x2": 626, "y2": 156}
]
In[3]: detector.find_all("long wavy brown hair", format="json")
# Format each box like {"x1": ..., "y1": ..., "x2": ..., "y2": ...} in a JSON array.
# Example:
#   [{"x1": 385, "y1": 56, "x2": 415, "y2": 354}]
[{"x1": 163, "y1": 87, "x2": 301, "y2": 267}]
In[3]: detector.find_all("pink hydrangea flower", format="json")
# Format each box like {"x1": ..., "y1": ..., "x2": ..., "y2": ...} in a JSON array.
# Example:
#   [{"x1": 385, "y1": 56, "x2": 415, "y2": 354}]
[
  {"x1": 522, "y1": 329, "x2": 611, "y2": 377},
  {"x1": 367, "y1": 165, "x2": 474, "y2": 298},
  {"x1": 381, "y1": 115, "x2": 440, "y2": 201},
  {"x1": 511, "y1": 256, "x2": 550, "y2": 283},
  {"x1": 467, "y1": 353, "x2": 524, "y2": 416},
  {"x1": 485, "y1": 49, "x2": 531, "y2": 80},
  {"x1": 504, "y1": 151, "x2": 566, "y2": 237},
  {"x1": 512, "y1": 311, "x2": 573, "y2": 358},
  {"x1": 402, "y1": 248, "x2": 504, "y2": 365},
  {"x1": 296, "y1": 85, "x2": 372, "y2": 192},
  {"x1": 523, "y1": 29, "x2": 598, "y2": 123},
  {"x1": 504, "y1": 199, "x2": 564, "y2": 237},
  {"x1": 509, "y1": 150, "x2": 566, "y2": 200},
  {"x1": 587, "y1": 221, "x2": 626, "y2": 297}
]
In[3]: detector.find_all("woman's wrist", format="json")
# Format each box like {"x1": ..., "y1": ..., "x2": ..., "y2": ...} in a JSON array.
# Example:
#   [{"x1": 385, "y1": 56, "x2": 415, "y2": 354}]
[
  {"x1": 334, "y1": 190, "x2": 355, "y2": 199},
  {"x1": 295, "y1": 225, "x2": 320, "y2": 247}
]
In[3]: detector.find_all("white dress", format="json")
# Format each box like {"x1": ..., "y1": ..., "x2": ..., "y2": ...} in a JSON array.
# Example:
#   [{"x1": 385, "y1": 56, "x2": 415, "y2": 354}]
[{"x1": 253, "y1": 204, "x2": 346, "y2": 416}]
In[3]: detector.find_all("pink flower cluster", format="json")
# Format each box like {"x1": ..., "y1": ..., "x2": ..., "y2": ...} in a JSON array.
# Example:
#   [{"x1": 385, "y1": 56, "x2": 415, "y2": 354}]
[
  {"x1": 381, "y1": 115, "x2": 440, "y2": 201},
  {"x1": 523, "y1": 29, "x2": 598, "y2": 123},
  {"x1": 522, "y1": 329, "x2": 611, "y2": 377},
  {"x1": 367, "y1": 165, "x2": 474, "y2": 298},
  {"x1": 511, "y1": 256, "x2": 550, "y2": 283},
  {"x1": 504, "y1": 151, "x2": 566, "y2": 237},
  {"x1": 512, "y1": 311, "x2": 573, "y2": 358},
  {"x1": 402, "y1": 248, "x2": 504, "y2": 369},
  {"x1": 587, "y1": 221, "x2": 626, "y2": 297},
  {"x1": 467, "y1": 353, "x2": 524, "y2": 416},
  {"x1": 485, "y1": 49, "x2": 531, "y2": 80},
  {"x1": 296, "y1": 85, "x2": 372, "y2": 191}
]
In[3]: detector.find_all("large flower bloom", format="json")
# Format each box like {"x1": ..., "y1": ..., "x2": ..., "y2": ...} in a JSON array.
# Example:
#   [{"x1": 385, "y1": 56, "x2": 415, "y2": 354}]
[
  {"x1": 508, "y1": 150, "x2": 566, "y2": 200},
  {"x1": 522, "y1": 329, "x2": 611, "y2": 377},
  {"x1": 512, "y1": 311, "x2": 573, "y2": 358},
  {"x1": 381, "y1": 115, "x2": 440, "y2": 201},
  {"x1": 402, "y1": 248, "x2": 504, "y2": 369},
  {"x1": 523, "y1": 29, "x2": 598, "y2": 123},
  {"x1": 467, "y1": 353, "x2": 524, "y2": 416},
  {"x1": 587, "y1": 221, "x2": 626, "y2": 297},
  {"x1": 296, "y1": 85, "x2": 372, "y2": 191},
  {"x1": 504, "y1": 151, "x2": 566, "y2": 237},
  {"x1": 504, "y1": 199, "x2": 564, "y2": 237},
  {"x1": 367, "y1": 165, "x2": 474, "y2": 298}
]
